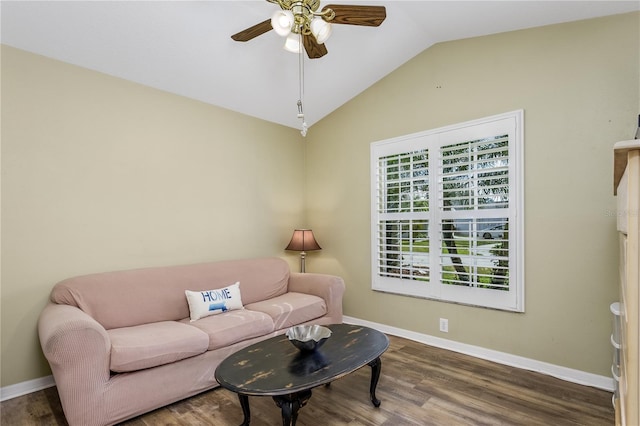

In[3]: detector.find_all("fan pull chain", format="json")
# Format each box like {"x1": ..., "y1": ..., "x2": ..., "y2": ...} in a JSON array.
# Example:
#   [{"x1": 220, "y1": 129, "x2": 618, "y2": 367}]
[{"x1": 297, "y1": 32, "x2": 308, "y2": 137}]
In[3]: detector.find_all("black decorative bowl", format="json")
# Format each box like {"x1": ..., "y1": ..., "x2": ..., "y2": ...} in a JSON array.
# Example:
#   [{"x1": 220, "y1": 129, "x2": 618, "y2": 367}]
[{"x1": 286, "y1": 325, "x2": 332, "y2": 352}]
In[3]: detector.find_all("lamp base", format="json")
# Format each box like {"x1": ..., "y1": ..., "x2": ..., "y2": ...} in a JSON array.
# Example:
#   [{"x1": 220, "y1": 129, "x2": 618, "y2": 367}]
[{"x1": 299, "y1": 251, "x2": 307, "y2": 273}]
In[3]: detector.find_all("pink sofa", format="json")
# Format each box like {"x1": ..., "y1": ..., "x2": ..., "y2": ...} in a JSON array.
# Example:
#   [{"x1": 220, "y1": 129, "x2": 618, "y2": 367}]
[{"x1": 38, "y1": 257, "x2": 345, "y2": 426}]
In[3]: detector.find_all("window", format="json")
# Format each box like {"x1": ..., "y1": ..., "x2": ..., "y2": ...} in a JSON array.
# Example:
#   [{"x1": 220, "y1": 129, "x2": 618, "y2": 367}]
[{"x1": 370, "y1": 111, "x2": 524, "y2": 311}]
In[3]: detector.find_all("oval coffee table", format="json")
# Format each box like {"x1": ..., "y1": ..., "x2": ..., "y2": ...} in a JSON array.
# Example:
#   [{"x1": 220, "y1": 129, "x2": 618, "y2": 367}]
[{"x1": 214, "y1": 323, "x2": 389, "y2": 426}]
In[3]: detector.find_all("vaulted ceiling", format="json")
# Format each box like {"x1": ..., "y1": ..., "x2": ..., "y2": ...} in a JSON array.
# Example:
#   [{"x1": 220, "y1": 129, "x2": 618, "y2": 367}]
[{"x1": 2, "y1": 1, "x2": 638, "y2": 130}]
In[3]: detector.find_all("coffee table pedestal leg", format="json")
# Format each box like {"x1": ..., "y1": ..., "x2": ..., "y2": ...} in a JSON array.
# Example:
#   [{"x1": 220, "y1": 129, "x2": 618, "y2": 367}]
[
  {"x1": 273, "y1": 389, "x2": 312, "y2": 426},
  {"x1": 368, "y1": 357, "x2": 383, "y2": 407},
  {"x1": 237, "y1": 394, "x2": 251, "y2": 426}
]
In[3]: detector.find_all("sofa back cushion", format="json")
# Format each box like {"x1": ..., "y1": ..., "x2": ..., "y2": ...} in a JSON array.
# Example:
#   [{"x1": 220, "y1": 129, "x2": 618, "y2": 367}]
[{"x1": 50, "y1": 257, "x2": 290, "y2": 329}]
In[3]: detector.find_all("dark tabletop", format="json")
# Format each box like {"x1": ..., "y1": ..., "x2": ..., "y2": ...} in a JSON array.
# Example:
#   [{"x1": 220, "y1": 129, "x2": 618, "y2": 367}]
[{"x1": 214, "y1": 323, "x2": 389, "y2": 396}]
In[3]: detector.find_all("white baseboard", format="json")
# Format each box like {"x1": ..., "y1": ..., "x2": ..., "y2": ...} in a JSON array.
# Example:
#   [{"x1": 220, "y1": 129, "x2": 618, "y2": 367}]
[
  {"x1": 0, "y1": 375, "x2": 55, "y2": 402},
  {"x1": 343, "y1": 316, "x2": 615, "y2": 392},
  {"x1": 0, "y1": 318, "x2": 614, "y2": 401}
]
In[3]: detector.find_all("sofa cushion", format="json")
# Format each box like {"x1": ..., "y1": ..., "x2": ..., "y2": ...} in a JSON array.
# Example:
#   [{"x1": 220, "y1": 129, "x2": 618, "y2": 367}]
[
  {"x1": 182, "y1": 309, "x2": 274, "y2": 350},
  {"x1": 185, "y1": 282, "x2": 244, "y2": 321},
  {"x1": 180, "y1": 309, "x2": 274, "y2": 350},
  {"x1": 107, "y1": 321, "x2": 209, "y2": 373},
  {"x1": 209, "y1": 258, "x2": 290, "y2": 305},
  {"x1": 244, "y1": 292, "x2": 327, "y2": 330}
]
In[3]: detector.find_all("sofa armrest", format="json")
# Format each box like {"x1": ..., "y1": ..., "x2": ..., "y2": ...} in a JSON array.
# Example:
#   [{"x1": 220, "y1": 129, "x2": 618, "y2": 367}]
[
  {"x1": 288, "y1": 272, "x2": 345, "y2": 323},
  {"x1": 38, "y1": 303, "x2": 112, "y2": 414}
]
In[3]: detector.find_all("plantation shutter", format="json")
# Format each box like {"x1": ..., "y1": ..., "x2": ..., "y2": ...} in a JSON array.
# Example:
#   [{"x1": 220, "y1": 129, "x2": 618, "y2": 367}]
[
  {"x1": 375, "y1": 150, "x2": 430, "y2": 281},
  {"x1": 371, "y1": 110, "x2": 523, "y2": 311},
  {"x1": 438, "y1": 136, "x2": 510, "y2": 290}
]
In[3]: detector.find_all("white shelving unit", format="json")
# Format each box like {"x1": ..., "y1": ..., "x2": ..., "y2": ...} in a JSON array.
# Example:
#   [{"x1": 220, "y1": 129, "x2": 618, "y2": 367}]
[{"x1": 613, "y1": 139, "x2": 640, "y2": 426}]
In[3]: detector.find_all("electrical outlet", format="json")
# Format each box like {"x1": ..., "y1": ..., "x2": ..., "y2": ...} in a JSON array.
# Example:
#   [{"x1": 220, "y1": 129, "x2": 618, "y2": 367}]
[{"x1": 439, "y1": 318, "x2": 449, "y2": 333}]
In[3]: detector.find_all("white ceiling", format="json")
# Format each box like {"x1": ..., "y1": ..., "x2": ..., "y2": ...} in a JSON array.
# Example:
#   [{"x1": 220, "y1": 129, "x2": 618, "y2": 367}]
[{"x1": 2, "y1": 1, "x2": 639, "y2": 130}]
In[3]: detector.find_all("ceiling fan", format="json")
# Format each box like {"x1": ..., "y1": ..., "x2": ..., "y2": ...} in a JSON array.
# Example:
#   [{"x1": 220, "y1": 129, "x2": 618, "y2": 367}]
[{"x1": 231, "y1": 0, "x2": 387, "y2": 59}]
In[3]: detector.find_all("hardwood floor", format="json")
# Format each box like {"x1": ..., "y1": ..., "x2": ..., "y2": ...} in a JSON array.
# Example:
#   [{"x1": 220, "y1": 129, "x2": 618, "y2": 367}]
[{"x1": 1, "y1": 334, "x2": 614, "y2": 425}]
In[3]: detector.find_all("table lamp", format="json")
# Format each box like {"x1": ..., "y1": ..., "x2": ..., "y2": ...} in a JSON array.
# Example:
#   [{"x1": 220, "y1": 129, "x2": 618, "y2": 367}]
[{"x1": 285, "y1": 229, "x2": 321, "y2": 273}]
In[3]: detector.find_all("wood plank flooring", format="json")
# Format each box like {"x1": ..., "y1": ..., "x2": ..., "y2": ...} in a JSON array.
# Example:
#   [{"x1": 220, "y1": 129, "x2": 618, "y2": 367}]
[{"x1": 1, "y1": 334, "x2": 614, "y2": 425}]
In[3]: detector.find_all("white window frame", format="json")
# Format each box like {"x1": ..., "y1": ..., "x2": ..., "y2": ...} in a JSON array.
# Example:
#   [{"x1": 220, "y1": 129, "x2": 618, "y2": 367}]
[{"x1": 370, "y1": 110, "x2": 524, "y2": 312}]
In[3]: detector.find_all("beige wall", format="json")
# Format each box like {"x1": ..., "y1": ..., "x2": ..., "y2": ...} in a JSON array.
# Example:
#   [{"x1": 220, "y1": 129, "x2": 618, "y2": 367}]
[
  {"x1": 0, "y1": 46, "x2": 305, "y2": 387},
  {"x1": 305, "y1": 12, "x2": 639, "y2": 376}
]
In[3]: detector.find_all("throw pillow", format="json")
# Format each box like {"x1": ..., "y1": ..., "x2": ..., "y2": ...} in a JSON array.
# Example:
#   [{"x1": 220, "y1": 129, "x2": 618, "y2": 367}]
[{"x1": 185, "y1": 282, "x2": 243, "y2": 322}]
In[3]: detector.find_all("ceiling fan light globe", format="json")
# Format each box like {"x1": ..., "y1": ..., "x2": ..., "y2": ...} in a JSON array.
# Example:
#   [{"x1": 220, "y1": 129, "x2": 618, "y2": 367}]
[
  {"x1": 271, "y1": 10, "x2": 294, "y2": 36},
  {"x1": 310, "y1": 18, "x2": 332, "y2": 44},
  {"x1": 283, "y1": 33, "x2": 301, "y2": 53}
]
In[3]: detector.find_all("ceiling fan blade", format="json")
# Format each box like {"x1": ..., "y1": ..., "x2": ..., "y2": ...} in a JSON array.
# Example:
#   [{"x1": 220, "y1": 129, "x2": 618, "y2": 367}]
[
  {"x1": 303, "y1": 34, "x2": 328, "y2": 59},
  {"x1": 323, "y1": 5, "x2": 386, "y2": 26},
  {"x1": 231, "y1": 19, "x2": 273, "y2": 42}
]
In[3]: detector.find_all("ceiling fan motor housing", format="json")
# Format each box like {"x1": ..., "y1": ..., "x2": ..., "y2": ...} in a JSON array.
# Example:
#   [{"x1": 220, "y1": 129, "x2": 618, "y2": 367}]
[
  {"x1": 279, "y1": 0, "x2": 334, "y2": 35},
  {"x1": 232, "y1": 1, "x2": 386, "y2": 59}
]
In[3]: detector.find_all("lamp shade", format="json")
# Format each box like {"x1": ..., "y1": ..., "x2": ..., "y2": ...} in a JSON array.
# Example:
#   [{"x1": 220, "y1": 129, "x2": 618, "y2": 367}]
[
  {"x1": 285, "y1": 229, "x2": 321, "y2": 252},
  {"x1": 283, "y1": 32, "x2": 302, "y2": 53},
  {"x1": 310, "y1": 18, "x2": 332, "y2": 44},
  {"x1": 271, "y1": 10, "x2": 294, "y2": 36}
]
